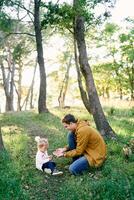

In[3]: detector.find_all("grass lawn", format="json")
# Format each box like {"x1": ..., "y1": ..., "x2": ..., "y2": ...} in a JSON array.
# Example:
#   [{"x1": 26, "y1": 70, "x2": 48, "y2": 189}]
[{"x1": 0, "y1": 106, "x2": 134, "y2": 200}]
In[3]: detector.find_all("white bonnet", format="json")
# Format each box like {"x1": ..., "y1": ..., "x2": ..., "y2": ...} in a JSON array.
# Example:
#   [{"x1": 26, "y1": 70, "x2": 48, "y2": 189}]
[
  {"x1": 35, "y1": 136, "x2": 48, "y2": 145},
  {"x1": 35, "y1": 136, "x2": 41, "y2": 143}
]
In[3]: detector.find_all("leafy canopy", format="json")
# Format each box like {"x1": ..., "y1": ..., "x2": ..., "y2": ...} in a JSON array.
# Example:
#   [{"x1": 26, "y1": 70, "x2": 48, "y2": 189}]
[{"x1": 41, "y1": 0, "x2": 116, "y2": 31}]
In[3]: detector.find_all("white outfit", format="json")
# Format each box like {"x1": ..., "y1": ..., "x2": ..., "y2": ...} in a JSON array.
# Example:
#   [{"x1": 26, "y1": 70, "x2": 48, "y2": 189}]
[{"x1": 36, "y1": 150, "x2": 50, "y2": 171}]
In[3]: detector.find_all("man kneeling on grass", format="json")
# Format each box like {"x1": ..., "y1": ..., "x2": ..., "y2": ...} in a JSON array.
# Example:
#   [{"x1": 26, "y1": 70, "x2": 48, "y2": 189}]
[{"x1": 53, "y1": 114, "x2": 107, "y2": 176}]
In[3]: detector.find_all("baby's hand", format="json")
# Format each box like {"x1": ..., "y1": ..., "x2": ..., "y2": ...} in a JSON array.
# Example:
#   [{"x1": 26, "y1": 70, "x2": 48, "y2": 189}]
[
  {"x1": 56, "y1": 152, "x2": 64, "y2": 157},
  {"x1": 53, "y1": 149, "x2": 64, "y2": 157},
  {"x1": 48, "y1": 155, "x2": 53, "y2": 160}
]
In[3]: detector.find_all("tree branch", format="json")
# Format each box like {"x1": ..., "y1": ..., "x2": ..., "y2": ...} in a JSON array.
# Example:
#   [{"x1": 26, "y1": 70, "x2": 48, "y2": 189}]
[
  {"x1": 10, "y1": 0, "x2": 34, "y2": 16},
  {"x1": 6, "y1": 32, "x2": 35, "y2": 37}
]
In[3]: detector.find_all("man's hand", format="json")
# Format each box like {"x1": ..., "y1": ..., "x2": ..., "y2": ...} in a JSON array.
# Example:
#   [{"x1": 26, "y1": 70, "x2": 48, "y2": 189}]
[
  {"x1": 53, "y1": 148, "x2": 65, "y2": 157},
  {"x1": 56, "y1": 147, "x2": 67, "y2": 153}
]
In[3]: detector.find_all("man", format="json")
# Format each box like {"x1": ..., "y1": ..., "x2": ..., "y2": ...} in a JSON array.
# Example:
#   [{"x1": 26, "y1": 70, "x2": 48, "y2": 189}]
[{"x1": 54, "y1": 114, "x2": 107, "y2": 175}]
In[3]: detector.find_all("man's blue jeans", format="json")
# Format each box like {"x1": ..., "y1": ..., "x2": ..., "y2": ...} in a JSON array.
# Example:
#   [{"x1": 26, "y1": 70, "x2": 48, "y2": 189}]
[{"x1": 67, "y1": 132, "x2": 90, "y2": 175}]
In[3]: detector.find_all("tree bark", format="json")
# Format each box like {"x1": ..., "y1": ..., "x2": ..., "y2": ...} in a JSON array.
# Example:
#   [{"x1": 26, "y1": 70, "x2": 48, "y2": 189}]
[
  {"x1": 34, "y1": 0, "x2": 48, "y2": 113},
  {"x1": 74, "y1": 36, "x2": 91, "y2": 112},
  {"x1": 22, "y1": 60, "x2": 37, "y2": 110},
  {"x1": 74, "y1": 14, "x2": 116, "y2": 138},
  {"x1": 30, "y1": 60, "x2": 37, "y2": 109},
  {"x1": 126, "y1": 63, "x2": 134, "y2": 100},
  {"x1": 0, "y1": 56, "x2": 14, "y2": 112},
  {"x1": 6, "y1": 46, "x2": 15, "y2": 111},
  {"x1": 0, "y1": 127, "x2": 4, "y2": 151},
  {"x1": 17, "y1": 61, "x2": 23, "y2": 111},
  {"x1": 58, "y1": 56, "x2": 72, "y2": 108}
]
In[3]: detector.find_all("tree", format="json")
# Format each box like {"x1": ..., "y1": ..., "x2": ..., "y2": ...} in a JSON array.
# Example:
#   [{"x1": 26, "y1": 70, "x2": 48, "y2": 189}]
[
  {"x1": 34, "y1": 0, "x2": 48, "y2": 113},
  {"x1": 119, "y1": 24, "x2": 134, "y2": 100},
  {"x1": 93, "y1": 63, "x2": 116, "y2": 98},
  {"x1": 73, "y1": 0, "x2": 116, "y2": 137},
  {"x1": 58, "y1": 54, "x2": 72, "y2": 108},
  {"x1": 97, "y1": 21, "x2": 134, "y2": 100},
  {"x1": 0, "y1": 11, "x2": 15, "y2": 111},
  {"x1": 0, "y1": 43, "x2": 15, "y2": 111},
  {"x1": 74, "y1": 37, "x2": 91, "y2": 112},
  {"x1": 41, "y1": 1, "x2": 92, "y2": 112},
  {"x1": 97, "y1": 23, "x2": 125, "y2": 99},
  {"x1": 41, "y1": 0, "x2": 116, "y2": 137},
  {"x1": 1, "y1": 0, "x2": 48, "y2": 113}
]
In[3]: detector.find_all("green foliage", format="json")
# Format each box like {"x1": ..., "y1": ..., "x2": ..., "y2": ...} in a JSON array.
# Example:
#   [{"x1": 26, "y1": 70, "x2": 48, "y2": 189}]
[
  {"x1": 13, "y1": 42, "x2": 27, "y2": 61},
  {"x1": 0, "y1": 150, "x2": 29, "y2": 199},
  {"x1": 0, "y1": 12, "x2": 12, "y2": 32},
  {"x1": 93, "y1": 62, "x2": 116, "y2": 97},
  {"x1": 41, "y1": 0, "x2": 115, "y2": 31},
  {"x1": 93, "y1": 19, "x2": 134, "y2": 99},
  {"x1": 41, "y1": 2, "x2": 74, "y2": 30},
  {"x1": 119, "y1": 29, "x2": 134, "y2": 62},
  {"x1": 130, "y1": 107, "x2": 134, "y2": 116},
  {"x1": 0, "y1": 0, "x2": 5, "y2": 8},
  {"x1": 107, "y1": 107, "x2": 116, "y2": 115},
  {"x1": 104, "y1": 22, "x2": 119, "y2": 35}
]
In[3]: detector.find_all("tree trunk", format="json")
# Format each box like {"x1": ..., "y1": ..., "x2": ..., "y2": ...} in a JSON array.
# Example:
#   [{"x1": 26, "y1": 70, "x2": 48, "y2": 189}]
[
  {"x1": 74, "y1": 36, "x2": 91, "y2": 112},
  {"x1": 30, "y1": 61, "x2": 37, "y2": 109},
  {"x1": 7, "y1": 46, "x2": 15, "y2": 111},
  {"x1": 34, "y1": 0, "x2": 48, "y2": 113},
  {"x1": 0, "y1": 59, "x2": 14, "y2": 112},
  {"x1": 129, "y1": 64, "x2": 134, "y2": 100},
  {"x1": 0, "y1": 127, "x2": 4, "y2": 151},
  {"x1": 17, "y1": 61, "x2": 23, "y2": 111},
  {"x1": 74, "y1": 14, "x2": 116, "y2": 138},
  {"x1": 102, "y1": 87, "x2": 105, "y2": 98},
  {"x1": 106, "y1": 87, "x2": 110, "y2": 99},
  {"x1": 119, "y1": 85, "x2": 123, "y2": 100},
  {"x1": 58, "y1": 57, "x2": 72, "y2": 108},
  {"x1": 24, "y1": 61, "x2": 37, "y2": 110}
]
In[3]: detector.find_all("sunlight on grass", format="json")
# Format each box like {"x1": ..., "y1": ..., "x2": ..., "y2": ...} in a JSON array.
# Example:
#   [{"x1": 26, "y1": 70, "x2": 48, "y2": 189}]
[{"x1": 0, "y1": 106, "x2": 134, "y2": 200}]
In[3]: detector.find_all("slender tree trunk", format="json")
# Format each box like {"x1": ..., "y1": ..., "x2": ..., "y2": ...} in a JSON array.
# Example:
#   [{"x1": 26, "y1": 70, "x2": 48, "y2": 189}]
[
  {"x1": 119, "y1": 87, "x2": 123, "y2": 100},
  {"x1": 24, "y1": 61, "x2": 37, "y2": 110},
  {"x1": 74, "y1": 36, "x2": 91, "y2": 112},
  {"x1": 0, "y1": 127, "x2": 4, "y2": 151},
  {"x1": 102, "y1": 87, "x2": 105, "y2": 98},
  {"x1": 74, "y1": 14, "x2": 116, "y2": 137},
  {"x1": 34, "y1": 0, "x2": 48, "y2": 113},
  {"x1": 17, "y1": 61, "x2": 23, "y2": 111},
  {"x1": 128, "y1": 64, "x2": 134, "y2": 100},
  {"x1": 30, "y1": 61, "x2": 37, "y2": 109},
  {"x1": 58, "y1": 83, "x2": 65, "y2": 108},
  {"x1": 6, "y1": 46, "x2": 15, "y2": 111},
  {"x1": 106, "y1": 87, "x2": 110, "y2": 99},
  {"x1": 58, "y1": 57, "x2": 72, "y2": 108},
  {"x1": 131, "y1": 64, "x2": 134, "y2": 100},
  {"x1": 115, "y1": 69, "x2": 123, "y2": 100},
  {"x1": 0, "y1": 59, "x2": 14, "y2": 112}
]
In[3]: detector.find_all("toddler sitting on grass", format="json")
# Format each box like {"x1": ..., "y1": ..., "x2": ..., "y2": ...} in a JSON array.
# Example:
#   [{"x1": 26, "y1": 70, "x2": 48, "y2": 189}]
[{"x1": 35, "y1": 136, "x2": 63, "y2": 175}]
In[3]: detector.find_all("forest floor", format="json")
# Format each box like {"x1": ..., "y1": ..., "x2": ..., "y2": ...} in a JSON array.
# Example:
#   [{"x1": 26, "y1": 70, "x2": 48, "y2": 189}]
[{"x1": 0, "y1": 106, "x2": 134, "y2": 200}]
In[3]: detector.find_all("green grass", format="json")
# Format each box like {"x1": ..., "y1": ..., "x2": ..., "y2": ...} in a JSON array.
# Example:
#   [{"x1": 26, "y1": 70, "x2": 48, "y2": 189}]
[{"x1": 0, "y1": 107, "x2": 134, "y2": 200}]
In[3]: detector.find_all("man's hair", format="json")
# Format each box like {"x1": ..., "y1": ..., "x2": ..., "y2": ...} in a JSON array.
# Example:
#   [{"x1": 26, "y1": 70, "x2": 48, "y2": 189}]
[{"x1": 62, "y1": 114, "x2": 77, "y2": 124}]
